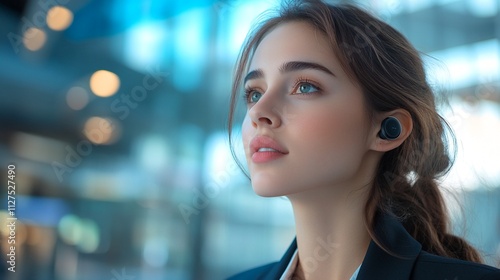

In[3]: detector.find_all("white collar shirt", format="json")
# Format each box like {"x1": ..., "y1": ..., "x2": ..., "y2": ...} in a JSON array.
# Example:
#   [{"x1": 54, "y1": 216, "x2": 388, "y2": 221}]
[{"x1": 279, "y1": 250, "x2": 361, "y2": 280}]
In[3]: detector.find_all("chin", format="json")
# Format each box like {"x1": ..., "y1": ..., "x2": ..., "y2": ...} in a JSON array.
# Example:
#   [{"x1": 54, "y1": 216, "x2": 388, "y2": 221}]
[
  {"x1": 251, "y1": 178, "x2": 295, "y2": 197},
  {"x1": 252, "y1": 186, "x2": 284, "y2": 197},
  {"x1": 249, "y1": 169, "x2": 301, "y2": 197}
]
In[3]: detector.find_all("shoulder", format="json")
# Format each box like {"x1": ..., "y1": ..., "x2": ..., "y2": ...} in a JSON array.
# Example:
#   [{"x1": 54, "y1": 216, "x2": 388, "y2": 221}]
[
  {"x1": 366, "y1": 212, "x2": 500, "y2": 280},
  {"x1": 412, "y1": 251, "x2": 500, "y2": 280},
  {"x1": 226, "y1": 262, "x2": 277, "y2": 280}
]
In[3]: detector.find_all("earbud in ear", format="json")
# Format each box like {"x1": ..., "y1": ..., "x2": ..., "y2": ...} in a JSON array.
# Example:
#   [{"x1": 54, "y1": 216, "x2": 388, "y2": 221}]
[{"x1": 379, "y1": 116, "x2": 401, "y2": 140}]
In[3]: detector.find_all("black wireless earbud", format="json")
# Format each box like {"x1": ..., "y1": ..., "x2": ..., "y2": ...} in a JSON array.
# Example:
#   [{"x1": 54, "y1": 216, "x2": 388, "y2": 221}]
[{"x1": 379, "y1": 117, "x2": 401, "y2": 140}]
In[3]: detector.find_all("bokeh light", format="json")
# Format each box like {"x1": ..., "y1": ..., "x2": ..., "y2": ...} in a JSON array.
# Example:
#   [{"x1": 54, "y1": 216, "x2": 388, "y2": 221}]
[
  {"x1": 58, "y1": 214, "x2": 82, "y2": 245},
  {"x1": 66, "y1": 86, "x2": 89, "y2": 110},
  {"x1": 23, "y1": 27, "x2": 47, "y2": 51},
  {"x1": 89, "y1": 70, "x2": 120, "y2": 97},
  {"x1": 47, "y1": 6, "x2": 74, "y2": 31},
  {"x1": 83, "y1": 116, "x2": 121, "y2": 145},
  {"x1": 77, "y1": 219, "x2": 100, "y2": 253},
  {"x1": 143, "y1": 238, "x2": 169, "y2": 267},
  {"x1": 58, "y1": 215, "x2": 100, "y2": 253}
]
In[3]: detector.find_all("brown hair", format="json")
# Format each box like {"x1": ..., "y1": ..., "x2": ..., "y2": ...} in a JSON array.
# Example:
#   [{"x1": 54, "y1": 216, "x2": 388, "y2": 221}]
[{"x1": 227, "y1": 0, "x2": 482, "y2": 262}]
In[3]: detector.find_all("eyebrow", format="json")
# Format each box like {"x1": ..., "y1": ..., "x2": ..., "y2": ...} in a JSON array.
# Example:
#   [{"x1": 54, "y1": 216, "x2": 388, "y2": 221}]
[{"x1": 243, "y1": 61, "x2": 335, "y2": 84}]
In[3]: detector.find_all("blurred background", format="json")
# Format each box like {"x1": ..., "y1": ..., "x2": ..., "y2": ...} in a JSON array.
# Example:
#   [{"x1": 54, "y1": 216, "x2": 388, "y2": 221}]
[{"x1": 0, "y1": 0, "x2": 499, "y2": 279}]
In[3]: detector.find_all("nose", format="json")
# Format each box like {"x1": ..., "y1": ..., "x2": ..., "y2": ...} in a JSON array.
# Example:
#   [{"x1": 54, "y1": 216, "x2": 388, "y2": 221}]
[{"x1": 248, "y1": 95, "x2": 282, "y2": 129}]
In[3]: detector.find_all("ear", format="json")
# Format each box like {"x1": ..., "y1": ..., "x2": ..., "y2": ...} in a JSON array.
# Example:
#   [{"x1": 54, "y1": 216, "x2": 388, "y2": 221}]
[{"x1": 369, "y1": 109, "x2": 413, "y2": 152}]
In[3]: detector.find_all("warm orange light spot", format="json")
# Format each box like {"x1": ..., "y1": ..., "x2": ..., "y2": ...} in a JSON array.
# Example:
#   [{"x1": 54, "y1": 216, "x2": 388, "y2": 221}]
[
  {"x1": 47, "y1": 6, "x2": 73, "y2": 31},
  {"x1": 89, "y1": 70, "x2": 120, "y2": 97},
  {"x1": 23, "y1": 28, "x2": 47, "y2": 51},
  {"x1": 83, "y1": 117, "x2": 121, "y2": 145}
]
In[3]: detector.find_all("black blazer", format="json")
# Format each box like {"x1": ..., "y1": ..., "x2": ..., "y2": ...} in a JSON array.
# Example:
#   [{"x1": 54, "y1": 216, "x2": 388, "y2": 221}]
[{"x1": 227, "y1": 213, "x2": 500, "y2": 280}]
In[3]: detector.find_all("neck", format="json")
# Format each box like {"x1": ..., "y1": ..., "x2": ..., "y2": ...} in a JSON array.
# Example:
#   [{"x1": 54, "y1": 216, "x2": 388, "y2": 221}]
[{"x1": 288, "y1": 183, "x2": 371, "y2": 280}]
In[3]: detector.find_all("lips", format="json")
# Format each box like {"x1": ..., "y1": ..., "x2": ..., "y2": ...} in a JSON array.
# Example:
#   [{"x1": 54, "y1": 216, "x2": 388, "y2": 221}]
[{"x1": 249, "y1": 135, "x2": 288, "y2": 163}]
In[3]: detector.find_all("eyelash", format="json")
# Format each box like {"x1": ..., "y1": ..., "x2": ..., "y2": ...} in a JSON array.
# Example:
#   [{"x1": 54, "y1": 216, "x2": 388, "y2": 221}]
[
  {"x1": 242, "y1": 77, "x2": 321, "y2": 104},
  {"x1": 292, "y1": 77, "x2": 321, "y2": 94},
  {"x1": 243, "y1": 87, "x2": 260, "y2": 104}
]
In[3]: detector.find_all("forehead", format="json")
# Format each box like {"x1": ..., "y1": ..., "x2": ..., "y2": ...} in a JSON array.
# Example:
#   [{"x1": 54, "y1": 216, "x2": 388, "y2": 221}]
[{"x1": 248, "y1": 21, "x2": 340, "y2": 73}]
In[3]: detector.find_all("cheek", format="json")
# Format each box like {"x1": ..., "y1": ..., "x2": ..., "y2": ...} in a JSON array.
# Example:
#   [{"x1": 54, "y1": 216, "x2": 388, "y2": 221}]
[
  {"x1": 291, "y1": 104, "x2": 369, "y2": 167},
  {"x1": 297, "y1": 105, "x2": 366, "y2": 140},
  {"x1": 241, "y1": 115, "x2": 253, "y2": 156}
]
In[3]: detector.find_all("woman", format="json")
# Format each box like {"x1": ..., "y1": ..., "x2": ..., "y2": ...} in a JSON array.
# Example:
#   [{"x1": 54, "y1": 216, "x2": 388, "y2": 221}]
[{"x1": 226, "y1": 0, "x2": 500, "y2": 279}]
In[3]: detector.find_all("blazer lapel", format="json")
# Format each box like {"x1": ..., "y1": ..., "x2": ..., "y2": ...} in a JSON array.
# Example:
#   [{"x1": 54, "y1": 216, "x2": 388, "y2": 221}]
[
  {"x1": 356, "y1": 212, "x2": 422, "y2": 280},
  {"x1": 265, "y1": 212, "x2": 421, "y2": 280},
  {"x1": 263, "y1": 238, "x2": 297, "y2": 280}
]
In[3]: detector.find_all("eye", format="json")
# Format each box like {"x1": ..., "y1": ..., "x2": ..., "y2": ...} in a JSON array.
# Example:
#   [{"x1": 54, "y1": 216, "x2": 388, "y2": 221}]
[
  {"x1": 244, "y1": 89, "x2": 263, "y2": 104},
  {"x1": 293, "y1": 81, "x2": 320, "y2": 95}
]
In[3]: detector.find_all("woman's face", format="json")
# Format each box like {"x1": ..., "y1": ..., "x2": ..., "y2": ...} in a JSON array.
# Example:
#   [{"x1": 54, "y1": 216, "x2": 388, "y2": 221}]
[{"x1": 241, "y1": 21, "x2": 380, "y2": 197}]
